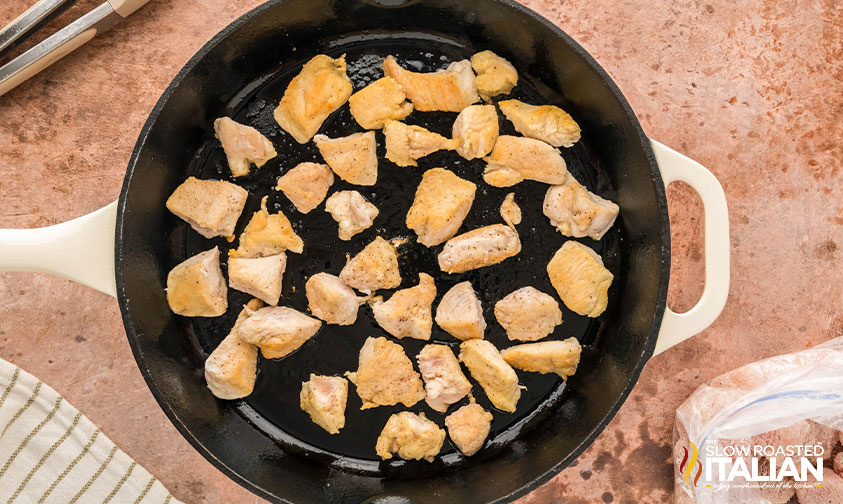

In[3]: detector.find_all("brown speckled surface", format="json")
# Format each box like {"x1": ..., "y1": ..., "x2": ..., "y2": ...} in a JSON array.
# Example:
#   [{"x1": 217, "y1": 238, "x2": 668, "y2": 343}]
[{"x1": 0, "y1": 1, "x2": 840, "y2": 502}]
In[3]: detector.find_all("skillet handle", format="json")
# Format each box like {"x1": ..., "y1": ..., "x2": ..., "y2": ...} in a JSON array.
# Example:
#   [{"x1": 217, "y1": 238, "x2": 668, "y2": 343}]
[
  {"x1": 0, "y1": 201, "x2": 117, "y2": 297},
  {"x1": 650, "y1": 139, "x2": 730, "y2": 355}
]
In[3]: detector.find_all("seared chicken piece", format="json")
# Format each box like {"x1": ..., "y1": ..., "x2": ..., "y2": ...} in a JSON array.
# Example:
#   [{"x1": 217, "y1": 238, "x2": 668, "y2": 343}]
[
  {"x1": 417, "y1": 344, "x2": 472, "y2": 412},
  {"x1": 275, "y1": 162, "x2": 334, "y2": 214},
  {"x1": 435, "y1": 281, "x2": 486, "y2": 341},
  {"x1": 300, "y1": 374, "x2": 348, "y2": 434},
  {"x1": 547, "y1": 241, "x2": 613, "y2": 317},
  {"x1": 500, "y1": 192, "x2": 521, "y2": 228},
  {"x1": 372, "y1": 273, "x2": 437, "y2": 340},
  {"x1": 228, "y1": 253, "x2": 287, "y2": 306},
  {"x1": 438, "y1": 224, "x2": 521, "y2": 274},
  {"x1": 166, "y1": 247, "x2": 227, "y2": 317},
  {"x1": 376, "y1": 412, "x2": 446, "y2": 462},
  {"x1": 459, "y1": 340, "x2": 521, "y2": 413},
  {"x1": 348, "y1": 76, "x2": 413, "y2": 129},
  {"x1": 470, "y1": 50, "x2": 518, "y2": 101},
  {"x1": 273, "y1": 54, "x2": 352, "y2": 143},
  {"x1": 346, "y1": 336, "x2": 426, "y2": 409},
  {"x1": 499, "y1": 99, "x2": 581, "y2": 148},
  {"x1": 339, "y1": 237, "x2": 401, "y2": 293},
  {"x1": 236, "y1": 306, "x2": 322, "y2": 359},
  {"x1": 406, "y1": 168, "x2": 476, "y2": 247},
  {"x1": 483, "y1": 136, "x2": 568, "y2": 187},
  {"x1": 500, "y1": 338, "x2": 582, "y2": 379},
  {"x1": 494, "y1": 287, "x2": 562, "y2": 341},
  {"x1": 324, "y1": 190, "x2": 379, "y2": 240},
  {"x1": 213, "y1": 117, "x2": 277, "y2": 177},
  {"x1": 382, "y1": 55, "x2": 479, "y2": 112},
  {"x1": 445, "y1": 402, "x2": 493, "y2": 456},
  {"x1": 543, "y1": 174, "x2": 619, "y2": 240},
  {"x1": 383, "y1": 120, "x2": 457, "y2": 167},
  {"x1": 165, "y1": 177, "x2": 248, "y2": 239},
  {"x1": 315, "y1": 131, "x2": 378, "y2": 186},
  {"x1": 231, "y1": 197, "x2": 304, "y2": 257},
  {"x1": 452, "y1": 104, "x2": 499, "y2": 160},
  {"x1": 204, "y1": 299, "x2": 263, "y2": 399},
  {"x1": 306, "y1": 272, "x2": 365, "y2": 325}
]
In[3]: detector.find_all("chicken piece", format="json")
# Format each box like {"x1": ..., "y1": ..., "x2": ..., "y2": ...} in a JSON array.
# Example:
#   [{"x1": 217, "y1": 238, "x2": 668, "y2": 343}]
[
  {"x1": 543, "y1": 174, "x2": 619, "y2": 240},
  {"x1": 547, "y1": 241, "x2": 613, "y2": 317},
  {"x1": 346, "y1": 337, "x2": 426, "y2": 409},
  {"x1": 499, "y1": 99, "x2": 581, "y2": 148},
  {"x1": 231, "y1": 197, "x2": 304, "y2": 257},
  {"x1": 435, "y1": 281, "x2": 486, "y2": 341},
  {"x1": 314, "y1": 131, "x2": 378, "y2": 186},
  {"x1": 500, "y1": 338, "x2": 582, "y2": 379},
  {"x1": 339, "y1": 237, "x2": 401, "y2": 293},
  {"x1": 165, "y1": 177, "x2": 248, "y2": 239},
  {"x1": 273, "y1": 54, "x2": 352, "y2": 143},
  {"x1": 375, "y1": 412, "x2": 445, "y2": 462},
  {"x1": 458, "y1": 340, "x2": 521, "y2": 413},
  {"x1": 383, "y1": 120, "x2": 457, "y2": 167},
  {"x1": 483, "y1": 136, "x2": 568, "y2": 187},
  {"x1": 445, "y1": 402, "x2": 493, "y2": 456},
  {"x1": 306, "y1": 272, "x2": 365, "y2": 325},
  {"x1": 438, "y1": 224, "x2": 521, "y2": 274},
  {"x1": 417, "y1": 344, "x2": 471, "y2": 412},
  {"x1": 382, "y1": 55, "x2": 479, "y2": 112},
  {"x1": 213, "y1": 117, "x2": 277, "y2": 177},
  {"x1": 204, "y1": 299, "x2": 263, "y2": 399},
  {"x1": 275, "y1": 162, "x2": 334, "y2": 214},
  {"x1": 796, "y1": 466, "x2": 843, "y2": 504},
  {"x1": 166, "y1": 247, "x2": 227, "y2": 317},
  {"x1": 236, "y1": 306, "x2": 322, "y2": 359},
  {"x1": 835, "y1": 452, "x2": 843, "y2": 476},
  {"x1": 406, "y1": 168, "x2": 476, "y2": 247},
  {"x1": 300, "y1": 374, "x2": 348, "y2": 434},
  {"x1": 348, "y1": 76, "x2": 414, "y2": 129},
  {"x1": 324, "y1": 190, "x2": 379, "y2": 240},
  {"x1": 228, "y1": 253, "x2": 286, "y2": 305},
  {"x1": 452, "y1": 104, "x2": 499, "y2": 160},
  {"x1": 494, "y1": 287, "x2": 562, "y2": 341},
  {"x1": 372, "y1": 273, "x2": 437, "y2": 340},
  {"x1": 500, "y1": 192, "x2": 521, "y2": 228},
  {"x1": 470, "y1": 50, "x2": 518, "y2": 101}
]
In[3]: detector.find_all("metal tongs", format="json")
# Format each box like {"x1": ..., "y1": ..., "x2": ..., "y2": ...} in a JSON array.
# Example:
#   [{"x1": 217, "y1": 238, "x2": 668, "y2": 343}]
[{"x1": 0, "y1": 0, "x2": 149, "y2": 97}]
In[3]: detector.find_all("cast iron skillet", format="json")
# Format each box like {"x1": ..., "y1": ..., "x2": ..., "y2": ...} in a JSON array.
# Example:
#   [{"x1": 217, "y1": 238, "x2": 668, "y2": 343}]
[{"x1": 116, "y1": 0, "x2": 669, "y2": 502}]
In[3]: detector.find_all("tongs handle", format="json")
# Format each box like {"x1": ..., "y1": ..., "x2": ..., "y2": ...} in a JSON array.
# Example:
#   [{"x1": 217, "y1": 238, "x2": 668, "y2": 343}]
[{"x1": 0, "y1": 0, "x2": 78, "y2": 58}]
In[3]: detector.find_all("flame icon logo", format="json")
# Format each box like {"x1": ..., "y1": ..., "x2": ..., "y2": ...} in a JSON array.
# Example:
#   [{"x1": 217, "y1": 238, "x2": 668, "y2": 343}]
[{"x1": 679, "y1": 441, "x2": 703, "y2": 487}]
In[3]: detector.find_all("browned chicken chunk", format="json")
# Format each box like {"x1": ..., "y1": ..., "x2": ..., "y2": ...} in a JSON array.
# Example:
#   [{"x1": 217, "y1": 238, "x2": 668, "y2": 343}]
[
  {"x1": 499, "y1": 99, "x2": 581, "y2": 148},
  {"x1": 165, "y1": 177, "x2": 248, "y2": 239},
  {"x1": 339, "y1": 237, "x2": 402, "y2": 293},
  {"x1": 445, "y1": 402, "x2": 493, "y2": 456},
  {"x1": 306, "y1": 272, "x2": 365, "y2": 326},
  {"x1": 494, "y1": 286, "x2": 562, "y2": 341},
  {"x1": 435, "y1": 281, "x2": 486, "y2": 341},
  {"x1": 213, "y1": 117, "x2": 277, "y2": 177},
  {"x1": 500, "y1": 338, "x2": 582, "y2": 379},
  {"x1": 406, "y1": 168, "x2": 476, "y2": 247},
  {"x1": 417, "y1": 344, "x2": 472, "y2": 412},
  {"x1": 231, "y1": 197, "x2": 304, "y2": 257},
  {"x1": 325, "y1": 190, "x2": 379, "y2": 240},
  {"x1": 348, "y1": 76, "x2": 413, "y2": 129},
  {"x1": 315, "y1": 131, "x2": 378, "y2": 186},
  {"x1": 236, "y1": 306, "x2": 322, "y2": 359},
  {"x1": 382, "y1": 55, "x2": 479, "y2": 112},
  {"x1": 204, "y1": 299, "x2": 263, "y2": 399},
  {"x1": 346, "y1": 337, "x2": 426, "y2": 409},
  {"x1": 300, "y1": 374, "x2": 348, "y2": 434},
  {"x1": 275, "y1": 162, "x2": 334, "y2": 214},
  {"x1": 459, "y1": 339, "x2": 521, "y2": 413},
  {"x1": 483, "y1": 135, "x2": 568, "y2": 187},
  {"x1": 543, "y1": 174, "x2": 619, "y2": 240},
  {"x1": 470, "y1": 50, "x2": 518, "y2": 101},
  {"x1": 372, "y1": 273, "x2": 437, "y2": 340},
  {"x1": 452, "y1": 104, "x2": 499, "y2": 160},
  {"x1": 228, "y1": 253, "x2": 286, "y2": 306},
  {"x1": 375, "y1": 412, "x2": 446, "y2": 462},
  {"x1": 166, "y1": 247, "x2": 227, "y2": 317},
  {"x1": 547, "y1": 241, "x2": 613, "y2": 317},
  {"x1": 438, "y1": 224, "x2": 521, "y2": 274},
  {"x1": 500, "y1": 192, "x2": 521, "y2": 228},
  {"x1": 383, "y1": 120, "x2": 457, "y2": 167}
]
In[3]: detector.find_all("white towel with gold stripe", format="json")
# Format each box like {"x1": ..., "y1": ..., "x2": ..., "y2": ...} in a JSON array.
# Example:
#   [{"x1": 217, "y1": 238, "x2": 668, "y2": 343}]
[{"x1": 0, "y1": 358, "x2": 182, "y2": 503}]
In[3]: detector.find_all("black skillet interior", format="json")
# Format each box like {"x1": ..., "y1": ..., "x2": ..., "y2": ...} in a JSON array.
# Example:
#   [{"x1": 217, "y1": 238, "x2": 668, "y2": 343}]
[{"x1": 116, "y1": 1, "x2": 669, "y2": 502}]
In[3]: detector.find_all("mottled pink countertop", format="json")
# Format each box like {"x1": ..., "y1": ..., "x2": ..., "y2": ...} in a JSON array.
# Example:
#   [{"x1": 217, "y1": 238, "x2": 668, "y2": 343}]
[{"x1": 0, "y1": 0, "x2": 840, "y2": 502}]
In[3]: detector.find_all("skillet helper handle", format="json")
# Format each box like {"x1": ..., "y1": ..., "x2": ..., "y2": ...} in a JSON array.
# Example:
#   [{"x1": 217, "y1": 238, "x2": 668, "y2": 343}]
[
  {"x1": 650, "y1": 139, "x2": 730, "y2": 355},
  {"x1": 0, "y1": 201, "x2": 118, "y2": 297}
]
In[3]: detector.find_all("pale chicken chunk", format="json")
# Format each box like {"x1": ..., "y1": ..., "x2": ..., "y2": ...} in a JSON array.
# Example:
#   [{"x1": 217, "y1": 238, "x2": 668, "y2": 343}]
[
  {"x1": 213, "y1": 117, "x2": 277, "y2": 177},
  {"x1": 470, "y1": 50, "x2": 518, "y2": 101},
  {"x1": 417, "y1": 344, "x2": 471, "y2": 412},
  {"x1": 445, "y1": 402, "x2": 493, "y2": 456},
  {"x1": 406, "y1": 168, "x2": 476, "y2": 247},
  {"x1": 300, "y1": 374, "x2": 348, "y2": 434},
  {"x1": 275, "y1": 162, "x2": 334, "y2": 214},
  {"x1": 438, "y1": 224, "x2": 521, "y2": 274},
  {"x1": 483, "y1": 136, "x2": 568, "y2": 187},
  {"x1": 543, "y1": 174, "x2": 619, "y2": 240},
  {"x1": 231, "y1": 197, "x2": 304, "y2": 257},
  {"x1": 204, "y1": 299, "x2": 263, "y2": 399},
  {"x1": 166, "y1": 247, "x2": 227, "y2": 317},
  {"x1": 382, "y1": 55, "x2": 479, "y2": 112},
  {"x1": 494, "y1": 287, "x2": 562, "y2": 341},
  {"x1": 236, "y1": 306, "x2": 322, "y2": 359},
  {"x1": 372, "y1": 273, "x2": 437, "y2": 340},
  {"x1": 499, "y1": 99, "x2": 581, "y2": 148},
  {"x1": 435, "y1": 281, "x2": 486, "y2": 341},
  {"x1": 228, "y1": 253, "x2": 286, "y2": 305},
  {"x1": 452, "y1": 104, "x2": 499, "y2": 160},
  {"x1": 500, "y1": 338, "x2": 582, "y2": 379},
  {"x1": 346, "y1": 337, "x2": 426, "y2": 409},
  {"x1": 383, "y1": 120, "x2": 458, "y2": 167},
  {"x1": 459, "y1": 340, "x2": 521, "y2": 413},
  {"x1": 547, "y1": 241, "x2": 613, "y2": 317},
  {"x1": 306, "y1": 272, "x2": 365, "y2": 325},
  {"x1": 339, "y1": 237, "x2": 401, "y2": 293},
  {"x1": 273, "y1": 54, "x2": 352, "y2": 143},
  {"x1": 375, "y1": 412, "x2": 445, "y2": 462},
  {"x1": 315, "y1": 131, "x2": 378, "y2": 186},
  {"x1": 348, "y1": 76, "x2": 413, "y2": 129},
  {"x1": 500, "y1": 192, "x2": 521, "y2": 228},
  {"x1": 324, "y1": 190, "x2": 379, "y2": 240},
  {"x1": 165, "y1": 177, "x2": 248, "y2": 239}
]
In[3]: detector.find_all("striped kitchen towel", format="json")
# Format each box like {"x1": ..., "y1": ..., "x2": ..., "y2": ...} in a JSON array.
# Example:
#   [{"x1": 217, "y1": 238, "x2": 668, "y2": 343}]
[{"x1": 0, "y1": 358, "x2": 182, "y2": 503}]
